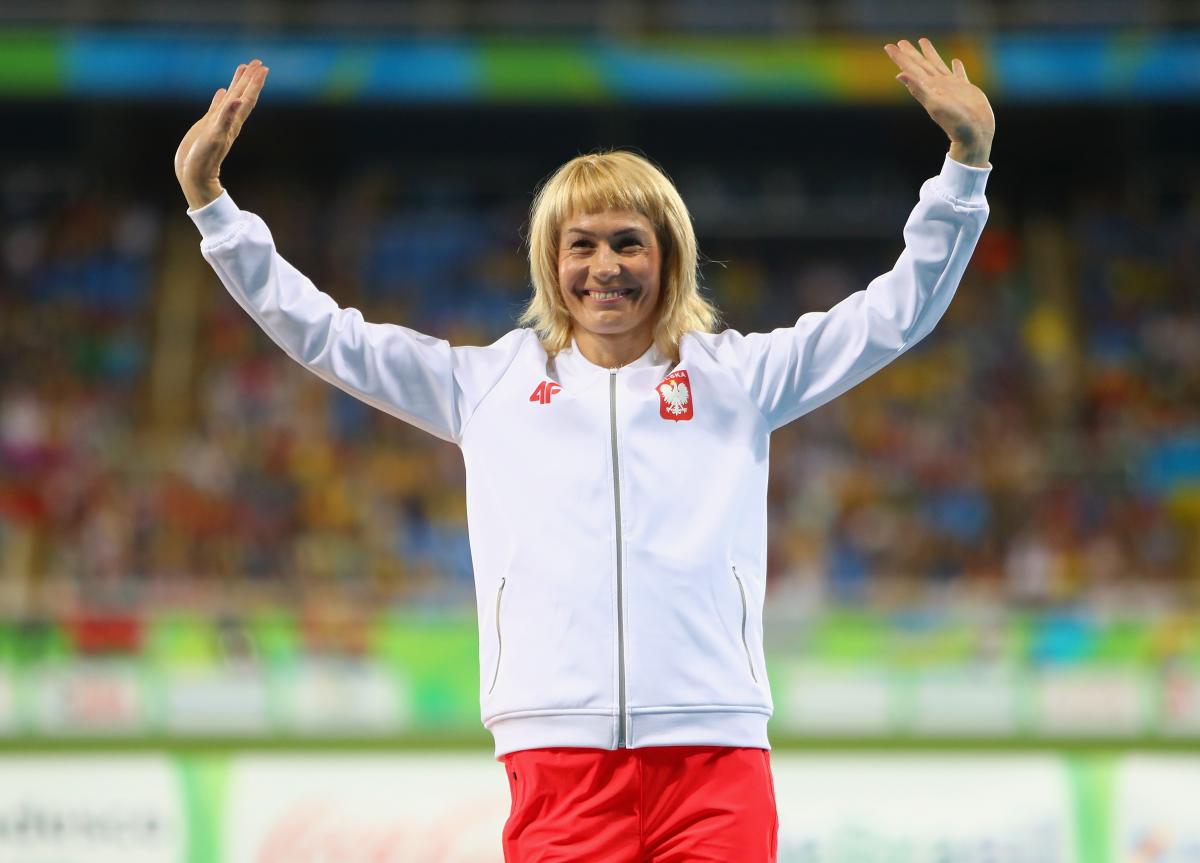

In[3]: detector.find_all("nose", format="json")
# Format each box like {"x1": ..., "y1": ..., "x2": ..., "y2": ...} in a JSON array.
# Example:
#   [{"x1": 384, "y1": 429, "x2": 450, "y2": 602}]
[{"x1": 593, "y1": 244, "x2": 620, "y2": 281}]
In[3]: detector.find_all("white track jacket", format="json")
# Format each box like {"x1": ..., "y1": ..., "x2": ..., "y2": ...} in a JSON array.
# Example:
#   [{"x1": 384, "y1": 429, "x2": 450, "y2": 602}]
[{"x1": 188, "y1": 154, "x2": 991, "y2": 758}]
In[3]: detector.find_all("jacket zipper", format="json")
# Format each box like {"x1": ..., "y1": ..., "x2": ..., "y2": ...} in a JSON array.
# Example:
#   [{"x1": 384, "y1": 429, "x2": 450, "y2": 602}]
[
  {"x1": 487, "y1": 577, "x2": 506, "y2": 694},
  {"x1": 731, "y1": 565, "x2": 758, "y2": 682},
  {"x1": 609, "y1": 369, "x2": 627, "y2": 747}
]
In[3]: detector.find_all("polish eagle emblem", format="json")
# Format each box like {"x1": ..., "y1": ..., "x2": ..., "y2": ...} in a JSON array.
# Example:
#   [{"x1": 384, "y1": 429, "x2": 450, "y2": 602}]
[
  {"x1": 659, "y1": 380, "x2": 689, "y2": 415},
  {"x1": 656, "y1": 370, "x2": 694, "y2": 421}
]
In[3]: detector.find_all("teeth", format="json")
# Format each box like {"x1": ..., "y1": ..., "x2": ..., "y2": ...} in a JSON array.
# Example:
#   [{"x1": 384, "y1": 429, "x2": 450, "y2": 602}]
[{"x1": 592, "y1": 290, "x2": 626, "y2": 300}]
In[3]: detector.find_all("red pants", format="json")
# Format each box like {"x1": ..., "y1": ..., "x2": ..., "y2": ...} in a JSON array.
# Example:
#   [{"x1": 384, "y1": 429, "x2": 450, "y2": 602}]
[{"x1": 500, "y1": 745, "x2": 778, "y2": 862}]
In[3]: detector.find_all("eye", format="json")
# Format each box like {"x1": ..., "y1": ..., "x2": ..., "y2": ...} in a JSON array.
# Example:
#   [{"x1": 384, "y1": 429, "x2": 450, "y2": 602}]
[{"x1": 569, "y1": 239, "x2": 592, "y2": 249}]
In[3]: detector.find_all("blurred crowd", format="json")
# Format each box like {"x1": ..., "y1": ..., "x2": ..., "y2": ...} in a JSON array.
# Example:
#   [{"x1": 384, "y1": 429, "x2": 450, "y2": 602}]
[{"x1": 1, "y1": 150, "x2": 1198, "y2": 628}]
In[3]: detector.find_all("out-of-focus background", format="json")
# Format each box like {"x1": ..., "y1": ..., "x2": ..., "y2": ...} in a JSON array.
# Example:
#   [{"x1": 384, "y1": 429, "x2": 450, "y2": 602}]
[{"x1": 1, "y1": 2, "x2": 1199, "y2": 861}]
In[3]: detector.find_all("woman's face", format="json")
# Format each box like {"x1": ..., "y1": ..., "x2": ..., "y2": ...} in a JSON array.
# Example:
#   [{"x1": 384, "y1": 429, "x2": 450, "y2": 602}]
[{"x1": 557, "y1": 208, "x2": 662, "y2": 346}]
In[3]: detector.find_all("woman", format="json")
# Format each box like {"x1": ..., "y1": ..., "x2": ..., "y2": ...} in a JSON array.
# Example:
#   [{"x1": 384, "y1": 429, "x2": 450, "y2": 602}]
[{"x1": 175, "y1": 37, "x2": 993, "y2": 862}]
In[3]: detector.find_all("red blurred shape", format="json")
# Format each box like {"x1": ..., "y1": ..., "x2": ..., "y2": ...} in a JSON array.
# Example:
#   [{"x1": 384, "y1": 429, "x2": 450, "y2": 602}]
[{"x1": 67, "y1": 612, "x2": 144, "y2": 655}]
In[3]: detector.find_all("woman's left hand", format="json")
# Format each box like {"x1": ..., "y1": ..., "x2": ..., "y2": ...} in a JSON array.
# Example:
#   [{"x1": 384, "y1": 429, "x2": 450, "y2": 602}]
[{"x1": 884, "y1": 37, "x2": 995, "y2": 167}]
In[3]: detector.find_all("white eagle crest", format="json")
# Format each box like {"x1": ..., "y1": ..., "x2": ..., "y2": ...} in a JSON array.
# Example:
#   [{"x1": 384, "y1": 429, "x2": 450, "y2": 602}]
[{"x1": 658, "y1": 379, "x2": 690, "y2": 415}]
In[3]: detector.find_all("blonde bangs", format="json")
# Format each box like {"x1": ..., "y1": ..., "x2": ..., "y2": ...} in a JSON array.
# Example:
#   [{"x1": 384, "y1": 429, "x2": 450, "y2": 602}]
[
  {"x1": 546, "y1": 160, "x2": 659, "y2": 233},
  {"x1": 517, "y1": 150, "x2": 722, "y2": 364}
]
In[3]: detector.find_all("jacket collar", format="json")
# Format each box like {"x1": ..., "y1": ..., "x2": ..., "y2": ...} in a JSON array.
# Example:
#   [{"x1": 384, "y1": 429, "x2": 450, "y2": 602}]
[{"x1": 553, "y1": 335, "x2": 668, "y2": 381}]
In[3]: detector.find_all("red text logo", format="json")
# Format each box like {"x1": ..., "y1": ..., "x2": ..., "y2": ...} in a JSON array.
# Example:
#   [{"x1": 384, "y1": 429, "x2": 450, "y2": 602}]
[{"x1": 529, "y1": 381, "x2": 562, "y2": 404}]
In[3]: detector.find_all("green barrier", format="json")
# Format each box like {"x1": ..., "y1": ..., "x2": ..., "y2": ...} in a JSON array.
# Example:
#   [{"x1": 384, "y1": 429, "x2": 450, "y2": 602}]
[
  {"x1": 177, "y1": 755, "x2": 228, "y2": 863},
  {"x1": 369, "y1": 612, "x2": 480, "y2": 726},
  {"x1": 1067, "y1": 754, "x2": 1117, "y2": 863}
]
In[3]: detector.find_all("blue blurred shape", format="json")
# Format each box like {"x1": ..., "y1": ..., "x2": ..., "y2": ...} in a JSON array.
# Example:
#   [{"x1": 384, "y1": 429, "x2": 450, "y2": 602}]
[
  {"x1": 1031, "y1": 613, "x2": 1094, "y2": 664},
  {"x1": 924, "y1": 486, "x2": 989, "y2": 543},
  {"x1": 993, "y1": 32, "x2": 1200, "y2": 101},
  {"x1": 67, "y1": 31, "x2": 476, "y2": 102},
  {"x1": 1139, "y1": 431, "x2": 1200, "y2": 497}
]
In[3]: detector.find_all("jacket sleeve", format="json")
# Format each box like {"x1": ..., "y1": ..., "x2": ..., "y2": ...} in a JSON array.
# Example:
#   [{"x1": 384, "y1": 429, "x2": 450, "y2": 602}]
[
  {"x1": 186, "y1": 190, "x2": 522, "y2": 446},
  {"x1": 712, "y1": 154, "x2": 991, "y2": 432}
]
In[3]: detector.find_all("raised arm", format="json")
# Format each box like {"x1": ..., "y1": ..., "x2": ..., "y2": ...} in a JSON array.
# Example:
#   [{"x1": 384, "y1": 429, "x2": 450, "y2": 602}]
[
  {"x1": 174, "y1": 59, "x2": 520, "y2": 444},
  {"x1": 714, "y1": 37, "x2": 995, "y2": 432}
]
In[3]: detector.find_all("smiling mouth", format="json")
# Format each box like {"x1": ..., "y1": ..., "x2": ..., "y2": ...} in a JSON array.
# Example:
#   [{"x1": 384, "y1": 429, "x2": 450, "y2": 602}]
[{"x1": 581, "y1": 288, "x2": 638, "y2": 301}]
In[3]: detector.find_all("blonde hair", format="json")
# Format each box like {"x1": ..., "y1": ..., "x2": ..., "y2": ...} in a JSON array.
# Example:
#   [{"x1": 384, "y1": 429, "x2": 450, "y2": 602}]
[{"x1": 517, "y1": 149, "x2": 722, "y2": 364}]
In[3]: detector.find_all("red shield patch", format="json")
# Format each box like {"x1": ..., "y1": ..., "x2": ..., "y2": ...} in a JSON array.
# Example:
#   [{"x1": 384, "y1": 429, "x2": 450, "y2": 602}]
[{"x1": 656, "y1": 370, "x2": 693, "y2": 421}]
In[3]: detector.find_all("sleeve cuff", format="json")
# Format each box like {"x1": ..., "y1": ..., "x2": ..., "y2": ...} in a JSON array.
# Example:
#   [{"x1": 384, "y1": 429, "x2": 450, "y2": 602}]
[
  {"x1": 186, "y1": 189, "x2": 244, "y2": 242},
  {"x1": 937, "y1": 154, "x2": 991, "y2": 202}
]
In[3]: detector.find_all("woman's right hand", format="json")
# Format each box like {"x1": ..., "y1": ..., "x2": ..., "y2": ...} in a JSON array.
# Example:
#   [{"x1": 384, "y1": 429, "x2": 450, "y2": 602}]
[{"x1": 174, "y1": 59, "x2": 269, "y2": 211}]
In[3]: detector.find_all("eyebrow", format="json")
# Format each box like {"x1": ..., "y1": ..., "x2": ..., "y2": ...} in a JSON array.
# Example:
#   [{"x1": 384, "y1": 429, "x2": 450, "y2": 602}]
[{"x1": 563, "y1": 226, "x2": 648, "y2": 238}]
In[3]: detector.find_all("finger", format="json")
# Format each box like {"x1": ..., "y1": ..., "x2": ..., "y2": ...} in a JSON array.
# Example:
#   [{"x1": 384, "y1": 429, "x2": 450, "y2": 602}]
[
  {"x1": 232, "y1": 67, "x2": 266, "y2": 123},
  {"x1": 918, "y1": 37, "x2": 952, "y2": 75},
  {"x1": 231, "y1": 58, "x2": 262, "y2": 99},
  {"x1": 883, "y1": 43, "x2": 926, "y2": 80},
  {"x1": 952, "y1": 57, "x2": 970, "y2": 82},
  {"x1": 242, "y1": 65, "x2": 268, "y2": 109},
  {"x1": 228, "y1": 63, "x2": 247, "y2": 93},
  {"x1": 900, "y1": 38, "x2": 939, "y2": 76},
  {"x1": 897, "y1": 38, "x2": 939, "y2": 77}
]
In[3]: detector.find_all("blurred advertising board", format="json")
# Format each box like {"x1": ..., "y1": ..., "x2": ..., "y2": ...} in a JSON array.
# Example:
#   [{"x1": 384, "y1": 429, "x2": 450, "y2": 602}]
[
  {"x1": 1, "y1": 613, "x2": 1197, "y2": 742},
  {"x1": 0, "y1": 755, "x2": 186, "y2": 863},
  {"x1": 222, "y1": 754, "x2": 1078, "y2": 863},
  {"x1": 161, "y1": 664, "x2": 272, "y2": 735},
  {"x1": 771, "y1": 755, "x2": 1076, "y2": 862},
  {"x1": 276, "y1": 658, "x2": 411, "y2": 735},
  {"x1": 908, "y1": 666, "x2": 1022, "y2": 735},
  {"x1": 5, "y1": 750, "x2": 1197, "y2": 861},
  {"x1": 1034, "y1": 668, "x2": 1151, "y2": 737},
  {"x1": 28, "y1": 659, "x2": 145, "y2": 736},
  {"x1": 1113, "y1": 755, "x2": 1200, "y2": 863},
  {"x1": 776, "y1": 662, "x2": 895, "y2": 735},
  {"x1": 1161, "y1": 667, "x2": 1200, "y2": 736},
  {"x1": 223, "y1": 754, "x2": 508, "y2": 863}
]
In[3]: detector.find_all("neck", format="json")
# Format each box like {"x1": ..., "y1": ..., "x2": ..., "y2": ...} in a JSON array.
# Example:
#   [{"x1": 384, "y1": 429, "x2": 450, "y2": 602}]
[{"x1": 573, "y1": 328, "x2": 654, "y2": 369}]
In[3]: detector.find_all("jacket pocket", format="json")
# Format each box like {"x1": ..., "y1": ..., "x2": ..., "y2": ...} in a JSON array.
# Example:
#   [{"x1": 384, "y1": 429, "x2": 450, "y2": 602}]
[
  {"x1": 731, "y1": 565, "x2": 758, "y2": 683},
  {"x1": 488, "y1": 577, "x2": 506, "y2": 694}
]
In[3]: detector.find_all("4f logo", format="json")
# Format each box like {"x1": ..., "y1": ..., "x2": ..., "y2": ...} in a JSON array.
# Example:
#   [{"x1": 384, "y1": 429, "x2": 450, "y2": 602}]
[
  {"x1": 657, "y1": 370, "x2": 693, "y2": 421},
  {"x1": 529, "y1": 380, "x2": 562, "y2": 404}
]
